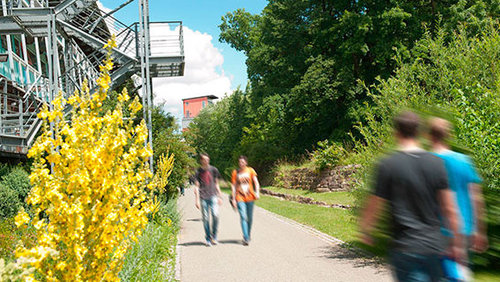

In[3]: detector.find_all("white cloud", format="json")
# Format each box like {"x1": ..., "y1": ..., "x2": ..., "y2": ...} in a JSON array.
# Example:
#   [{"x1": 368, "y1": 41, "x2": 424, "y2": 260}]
[
  {"x1": 97, "y1": 1, "x2": 231, "y2": 123},
  {"x1": 151, "y1": 26, "x2": 232, "y2": 122}
]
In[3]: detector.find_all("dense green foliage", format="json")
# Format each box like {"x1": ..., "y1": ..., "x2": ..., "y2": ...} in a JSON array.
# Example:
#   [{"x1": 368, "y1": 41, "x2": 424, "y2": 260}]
[
  {"x1": 2, "y1": 167, "x2": 31, "y2": 206},
  {"x1": 189, "y1": 0, "x2": 499, "y2": 175},
  {"x1": 0, "y1": 186, "x2": 19, "y2": 219},
  {"x1": 0, "y1": 165, "x2": 31, "y2": 219},
  {"x1": 0, "y1": 165, "x2": 36, "y2": 263},
  {"x1": 351, "y1": 25, "x2": 500, "y2": 268}
]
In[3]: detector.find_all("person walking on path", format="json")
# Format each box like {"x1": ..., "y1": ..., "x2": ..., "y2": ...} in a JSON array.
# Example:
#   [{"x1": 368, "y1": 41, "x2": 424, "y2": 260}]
[
  {"x1": 231, "y1": 155, "x2": 260, "y2": 246},
  {"x1": 360, "y1": 111, "x2": 461, "y2": 282},
  {"x1": 429, "y1": 117, "x2": 488, "y2": 281},
  {"x1": 194, "y1": 153, "x2": 223, "y2": 246}
]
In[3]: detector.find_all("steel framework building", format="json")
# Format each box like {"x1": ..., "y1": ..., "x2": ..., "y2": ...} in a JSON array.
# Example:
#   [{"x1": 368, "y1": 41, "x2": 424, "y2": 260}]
[{"x1": 0, "y1": 0, "x2": 184, "y2": 164}]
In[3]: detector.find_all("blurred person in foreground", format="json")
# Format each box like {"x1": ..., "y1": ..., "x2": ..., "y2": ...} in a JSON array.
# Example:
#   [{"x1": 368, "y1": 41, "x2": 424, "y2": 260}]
[
  {"x1": 194, "y1": 153, "x2": 223, "y2": 247},
  {"x1": 360, "y1": 111, "x2": 460, "y2": 282},
  {"x1": 231, "y1": 155, "x2": 260, "y2": 246},
  {"x1": 429, "y1": 117, "x2": 488, "y2": 281}
]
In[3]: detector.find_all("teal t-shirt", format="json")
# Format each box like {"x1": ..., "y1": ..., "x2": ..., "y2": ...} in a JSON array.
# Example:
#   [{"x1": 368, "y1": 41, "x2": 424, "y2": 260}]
[{"x1": 434, "y1": 150, "x2": 481, "y2": 235}]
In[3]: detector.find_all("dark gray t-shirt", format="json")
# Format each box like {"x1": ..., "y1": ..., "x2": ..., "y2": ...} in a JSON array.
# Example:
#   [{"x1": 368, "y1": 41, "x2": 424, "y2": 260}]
[
  {"x1": 374, "y1": 150, "x2": 448, "y2": 254},
  {"x1": 195, "y1": 166, "x2": 221, "y2": 200}
]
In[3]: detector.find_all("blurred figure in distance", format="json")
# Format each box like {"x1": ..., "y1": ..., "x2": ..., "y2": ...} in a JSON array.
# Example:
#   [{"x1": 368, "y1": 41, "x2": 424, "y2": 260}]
[
  {"x1": 231, "y1": 155, "x2": 260, "y2": 246},
  {"x1": 194, "y1": 153, "x2": 223, "y2": 247}
]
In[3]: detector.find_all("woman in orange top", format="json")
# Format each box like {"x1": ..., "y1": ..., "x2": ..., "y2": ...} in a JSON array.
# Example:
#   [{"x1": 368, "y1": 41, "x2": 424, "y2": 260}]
[{"x1": 231, "y1": 155, "x2": 260, "y2": 245}]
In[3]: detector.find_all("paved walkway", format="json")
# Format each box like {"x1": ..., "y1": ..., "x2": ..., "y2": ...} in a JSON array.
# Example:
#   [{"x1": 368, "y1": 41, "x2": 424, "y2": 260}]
[{"x1": 177, "y1": 188, "x2": 392, "y2": 281}]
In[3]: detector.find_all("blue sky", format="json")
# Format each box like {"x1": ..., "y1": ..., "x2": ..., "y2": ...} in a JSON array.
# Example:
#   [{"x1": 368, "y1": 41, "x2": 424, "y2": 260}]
[{"x1": 101, "y1": 0, "x2": 267, "y2": 91}]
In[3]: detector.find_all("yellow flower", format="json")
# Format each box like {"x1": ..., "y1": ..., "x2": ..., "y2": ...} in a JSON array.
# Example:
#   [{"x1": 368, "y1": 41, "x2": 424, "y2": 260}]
[
  {"x1": 14, "y1": 209, "x2": 30, "y2": 227},
  {"x1": 17, "y1": 36, "x2": 174, "y2": 281},
  {"x1": 129, "y1": 96, "x2": 143, "y2": 114},
  {"x1": 33, "y1": 219, "x2": 45, "y2": 230}
]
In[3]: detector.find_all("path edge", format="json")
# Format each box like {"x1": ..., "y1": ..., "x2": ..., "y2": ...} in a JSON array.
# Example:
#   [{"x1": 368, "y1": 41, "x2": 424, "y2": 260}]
[{"x1": 256, "y1": 205, "x2": 386, "y2": 266}]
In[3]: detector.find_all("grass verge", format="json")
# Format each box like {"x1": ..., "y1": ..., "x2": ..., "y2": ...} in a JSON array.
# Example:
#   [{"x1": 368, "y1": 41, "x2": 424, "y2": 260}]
[
  {"x1": 263, "y1": 186, "x2": 355, "y2": 206},
  {"x1": 475, "y1": 270, "x2": 500, "y2": 282},
  {"x1": 257, "y1": 194, "x2": 356, "y2": 241},
  {"x1": 120, "y1": 198, "x2": 180, "y2": 281}
]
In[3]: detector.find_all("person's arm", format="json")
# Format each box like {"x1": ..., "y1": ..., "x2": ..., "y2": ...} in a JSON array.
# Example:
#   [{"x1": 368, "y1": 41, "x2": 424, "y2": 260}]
[
  {"x1": 253, "y1": 175, "x2": 260, "y2": 199},
  {"x1": 215, "y1": 177, "x2": 223, "y2": 205},
  {"x1": 438, "y1": 189, "x2": 462, "y2": 259},
  {"x1": 360, "y1": 161, "x2": 389, "y2": 245},
  {"x1": 194, "y1": 179, "x2": 200, "y2": 209},
  {"x1": 359, "y1": 195, "x2": 386, "y2": 245},
  {"x1": 230, "y1": 171, "x2": 237, "y2": 207},
  {"x1": 470, "y1": 183, "x2": 488, "y2": 252}
]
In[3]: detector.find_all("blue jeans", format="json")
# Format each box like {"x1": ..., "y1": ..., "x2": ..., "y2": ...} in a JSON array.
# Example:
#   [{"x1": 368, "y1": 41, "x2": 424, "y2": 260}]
[
  {"x1": 390, "y1": 252, "x2": 443, "y2": 282},
  {"x1": 201, "y1": 196, "x2": 219, "y2": 242},
  {"x1": 237, "y1": 201, "x2": 254, "y2": 241}
]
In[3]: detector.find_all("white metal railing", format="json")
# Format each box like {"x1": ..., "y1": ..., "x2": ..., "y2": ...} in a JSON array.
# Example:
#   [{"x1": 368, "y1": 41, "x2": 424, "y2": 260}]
[
  {"x1": 68, "y1": 8, "x2": 137, "y2": 57},
  {"x1": 0, "y1": 91, "x2": 42, "y2": 136},
  {"x1": 59, "y1": 40, "x2": 101, "y2": 93},
  {"x1": 149, "y1": 22, "x2": 184, "y2": 58},
  {"x1": 68, "y1": 12, "x2": 184, "y2": 60},
  {"x1": 0, "y1": 52, "x2": 39, "y2": 92},
  {"x1": 24, "y1": 74, "x2": 49, "y2": 101}
]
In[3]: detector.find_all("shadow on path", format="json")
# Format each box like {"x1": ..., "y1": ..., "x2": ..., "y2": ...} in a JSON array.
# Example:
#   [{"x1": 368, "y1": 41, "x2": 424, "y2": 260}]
[
  {"x1": 179, "y1": 241, "x2": 207, "y2": 247},
  {"x1": 179, "y1": 239, "x2": 243, "y2": 247},
  {"x1": 186, "y1": 218, "x2": 202, "y2": 222},
  {"x1": 218, "y1": 239, "x2": 242, "y2": 245},
  {"x1": 318, "y1": 244, "x2": 388, "y2": 273}
]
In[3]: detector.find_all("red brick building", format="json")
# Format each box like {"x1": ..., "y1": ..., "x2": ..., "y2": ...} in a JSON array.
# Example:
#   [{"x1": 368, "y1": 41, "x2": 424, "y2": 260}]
[{"x1": 182, "y1": 95, "x2": 218, "y2": 131}]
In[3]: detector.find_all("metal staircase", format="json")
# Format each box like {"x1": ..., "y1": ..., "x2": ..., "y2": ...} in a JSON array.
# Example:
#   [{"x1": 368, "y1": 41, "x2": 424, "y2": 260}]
[{"x1": 0, "y1": 0, "x2": 184, "y2": 157}]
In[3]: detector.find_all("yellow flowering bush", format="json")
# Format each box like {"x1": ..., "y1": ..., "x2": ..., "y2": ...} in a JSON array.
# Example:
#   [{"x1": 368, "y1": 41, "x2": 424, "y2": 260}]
[
  {"x1": 151, "y1": 153, "x2": 175, "y2": 195},
  {"x1": 13, "y1": 38, "x2": 172, "y2": 281}
]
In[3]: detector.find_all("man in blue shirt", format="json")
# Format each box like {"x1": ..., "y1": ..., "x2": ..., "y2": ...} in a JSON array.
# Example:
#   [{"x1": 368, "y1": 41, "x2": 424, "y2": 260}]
[{"x1": 429, "y1": 117, "x2": 488, "y2": 281}]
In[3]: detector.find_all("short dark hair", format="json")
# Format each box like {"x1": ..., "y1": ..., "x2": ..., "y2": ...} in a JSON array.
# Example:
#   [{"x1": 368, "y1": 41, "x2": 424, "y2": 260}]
[
  {"x1": 199, "y1": 153, "x2": 209, "y2": 159},
  {"x1": 238, "y1": 155, "x2": 248, "y2": 162},
  {"x1": 394, "y1": 111, "x2": 420, "y2": 138},
  {"x1": 429, "y1": 117, "x2": 451, "y2": 142}
]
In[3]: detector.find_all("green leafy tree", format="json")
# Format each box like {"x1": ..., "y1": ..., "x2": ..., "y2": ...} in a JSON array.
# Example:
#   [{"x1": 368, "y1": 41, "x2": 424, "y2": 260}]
[
  {"x1": 218, "y1": 0, "x2": 500, "y2": 164},
  {"x1": 151, "y1": 105, "x2": 196, "y2": 198},
  {"x1": 186, "y1": 89, "x2": 252, "y2": 177}
]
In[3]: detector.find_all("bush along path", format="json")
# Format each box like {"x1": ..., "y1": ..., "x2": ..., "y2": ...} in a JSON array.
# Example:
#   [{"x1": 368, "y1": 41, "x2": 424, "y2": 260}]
[{"x1": 177, "y1": 187, "x2": 390, "y2": 281}]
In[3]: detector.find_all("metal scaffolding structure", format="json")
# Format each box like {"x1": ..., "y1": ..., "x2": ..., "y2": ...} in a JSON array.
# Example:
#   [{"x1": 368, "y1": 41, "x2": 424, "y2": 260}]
[{"x1": 0, "y1": 0, "x2": 185, "y2": 163}]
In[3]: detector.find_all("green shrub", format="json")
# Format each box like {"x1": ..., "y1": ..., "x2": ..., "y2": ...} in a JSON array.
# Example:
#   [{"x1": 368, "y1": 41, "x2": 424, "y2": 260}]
[
  {"x1": 1, "y1": 166, "x2": 31, "y2": 205},
  {"x1": 0, "y1": 163, "x2": 10, "y2": 179},
  {"x1": 0, "y1": 186, "x2": 20, "y2": 219},
  {"x1": 311, "y1": 140, "x2": 347, "y2": 170}
]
